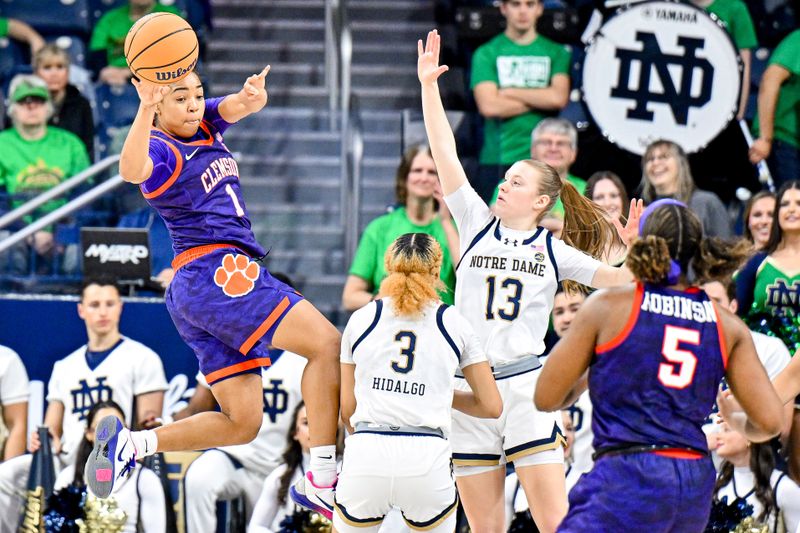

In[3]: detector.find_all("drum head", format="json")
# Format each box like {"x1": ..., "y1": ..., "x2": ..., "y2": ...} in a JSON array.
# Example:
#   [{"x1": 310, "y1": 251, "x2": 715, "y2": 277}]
[{"x1": 582, "y1": 0, "x2": 741, "y2": 155}]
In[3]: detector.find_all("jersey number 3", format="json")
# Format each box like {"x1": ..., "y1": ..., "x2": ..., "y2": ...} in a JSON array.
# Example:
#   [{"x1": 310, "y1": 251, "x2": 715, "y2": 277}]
[
  {"x1": 392, "y1": 331, "x2": 416, "y2": 374},
  {"x1": 658, "y1": 325, "x2": 699, "y2": 389}
]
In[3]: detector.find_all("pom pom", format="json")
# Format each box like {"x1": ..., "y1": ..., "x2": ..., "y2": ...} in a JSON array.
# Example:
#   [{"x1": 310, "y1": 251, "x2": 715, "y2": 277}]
[{"x1": 44, "y1": 484, "x2": 86, "y2": 533}]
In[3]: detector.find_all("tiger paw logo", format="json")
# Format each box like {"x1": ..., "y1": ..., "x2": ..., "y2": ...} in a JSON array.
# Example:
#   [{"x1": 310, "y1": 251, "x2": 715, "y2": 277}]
[{"x1": 214, "y1": 253, "x2": 259, "y2": 298}]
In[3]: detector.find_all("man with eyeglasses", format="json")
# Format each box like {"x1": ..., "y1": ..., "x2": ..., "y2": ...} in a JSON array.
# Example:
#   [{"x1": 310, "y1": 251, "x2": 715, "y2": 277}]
[
  {"x1": 490, "y1": 118, "x2": 585, "y2": 234},
  {"x1": 0, "y1": 75, "x2": 90, "y2": 274}
]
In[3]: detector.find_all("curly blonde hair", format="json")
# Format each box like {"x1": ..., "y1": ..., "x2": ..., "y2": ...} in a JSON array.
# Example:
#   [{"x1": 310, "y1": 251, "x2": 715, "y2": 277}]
[{"x1": 379, "y1": 233, "x2": 444, "y2": 317}]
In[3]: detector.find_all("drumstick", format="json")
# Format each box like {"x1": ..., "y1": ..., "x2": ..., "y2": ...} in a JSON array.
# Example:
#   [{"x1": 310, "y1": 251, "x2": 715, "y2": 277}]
[{"x1": 738, "y1": 119, "x2": 775, "y2": 192}]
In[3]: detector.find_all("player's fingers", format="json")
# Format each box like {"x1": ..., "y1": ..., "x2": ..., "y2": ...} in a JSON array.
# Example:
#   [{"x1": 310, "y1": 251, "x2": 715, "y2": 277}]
[
  {"x1": 257, "y1": 65, "x2": 271, "y2": 79},
  {"x1": 418, "y1": 38, "x2": 424, "y2": 57}
]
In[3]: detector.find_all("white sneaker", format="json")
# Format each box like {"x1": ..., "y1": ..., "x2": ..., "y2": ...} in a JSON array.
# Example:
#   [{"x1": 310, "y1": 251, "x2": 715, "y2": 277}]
[
  {"x1": 289, "y1": 471, "x2": 336, "y2": 520},
  {"x1": 84, "y1": 415, "x2": 137, "y2": 498}
]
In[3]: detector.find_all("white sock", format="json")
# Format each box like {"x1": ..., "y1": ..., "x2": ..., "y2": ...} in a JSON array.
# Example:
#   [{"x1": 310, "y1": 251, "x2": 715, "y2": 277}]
[
  {"x1": 130, "y1": 430, "x2": 158, "y2": 458},
  {"x1": 309, "y1": 445, "x2": 336, "y2": 486}
]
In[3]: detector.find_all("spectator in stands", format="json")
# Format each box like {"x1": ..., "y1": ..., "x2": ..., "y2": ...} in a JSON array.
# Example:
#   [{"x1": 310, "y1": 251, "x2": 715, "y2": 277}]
[
  {"x1": 54, "y1": 400, "x2": 167, "y2": 532},
  {"x1": 248, "y1": 402, "x2": 311, "y2": 533},
  {"x1": 471, "y1": 0, "x2": 570, "y2": 202},
  {"x1": 34, "y1": 45, "x2": 95, "y2": 160},
  {"x1": 735, "y1": 180, "x2": 800, "y2": 320},
  {"x1": 0, "y1": 75, "x2": 90, "y2": 273},
  {"x1": 342, "y1": 145, "x2": 459, "y2": 310},
  {"x1": 639, "y1": 139, "x2": 733, "y2": 237},
  {"x1": 750, "y1": 29, "x2": 800, "y2": 188},
  {"x1": 585, "y1": 171, "x2": 629, "y2": 263},
  {"x1": 0, "y1": 277, "x2": 168, "y2": 532},
  {"x1": 89, "y1": 0, "x2": 182, "y2": 86},
  {"x1": 489, "y1": 119, "x2": 584, "y2": 232},
  {"x1": 711, "y1": 422, "x2": 800, "y2": 532},
  {"x1": 743, "y1": 191, "x2": 776, "y2": 250},
  {"x1": 690, "y1": 0, "x2": 757, "y2": 120},
  {"x1": 0, "y1": 17, "x2": 44, "y2": 56},
  {"x1": 0, "y1": 344, "x2": 28, "y2": 462}
]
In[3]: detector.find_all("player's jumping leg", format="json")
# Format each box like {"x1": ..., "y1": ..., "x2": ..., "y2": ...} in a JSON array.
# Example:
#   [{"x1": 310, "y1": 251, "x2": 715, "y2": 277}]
[
  {"x1": 455, "y1": 468, "x2": 506, "y2": 533},
  {"x1": 270, "y1": 299, "x2": 341, "y2": 518}
]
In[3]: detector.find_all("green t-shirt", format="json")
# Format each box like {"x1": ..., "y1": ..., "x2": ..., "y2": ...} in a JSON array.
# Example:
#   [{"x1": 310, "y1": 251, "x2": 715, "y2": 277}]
[
  {"x1": 754, "y1": 30, "x2": 800, "y2": 148},
  {"x1": 349, "y1": 207, "x2": 456, "y2": 305},
  {"x1": 0, "y1": 18, "x2": 8, "y2": 38},
  {"x1": 471, "y1": 33, "x2": 571, "y2": 165},
  {"x1": 705, "y1": 0, "x2": 757, "y2": 50},
  {"x1": 90, "y1": 4, "x2": 182, "y2": 68},
  {"x1": 489, "y1": 172, "x2": 585, "y2": 218},
  {"x1": 0, "y1": 127, "x2": 90, "y2": 222}
]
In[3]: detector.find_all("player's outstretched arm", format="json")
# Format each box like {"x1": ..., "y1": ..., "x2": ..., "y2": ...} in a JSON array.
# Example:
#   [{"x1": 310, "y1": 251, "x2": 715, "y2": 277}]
[
  {"x1": 120, "y1": 78, "x2": 169, "y2": 184},
  {"x1": 722, "y1": 310, "x2": 784, "y2": 442},
  {"x1": 454, "y1": 362, "x2": 502, "y2": 418},
  {"x1": 418, "y1": 30, "x2": 468, "y2": 197},
  {"x1": 219, "y1": 65, "x2": 270, "y2": 123},
  {"x1": 773, "y1": 351, "x2": 800, "y2": 405},
  {"x1": 535, "y1": 292, "x2": 602, "y2": 411}
]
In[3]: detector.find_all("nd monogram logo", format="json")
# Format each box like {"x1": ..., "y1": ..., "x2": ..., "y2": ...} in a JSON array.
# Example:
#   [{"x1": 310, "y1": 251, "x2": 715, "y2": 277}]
[
  {"x1": 611, "y1": 31, "x2": 713, "y2": 126},
  {"x1": 263, "y1": 379, "x2": 290, "y2": 423},
  {"x1": 766, "y1": 279, "x2": 800, "y2": 314},
  {"x1": 70, "y1": 377, "x2": 113, "y2": 421}
]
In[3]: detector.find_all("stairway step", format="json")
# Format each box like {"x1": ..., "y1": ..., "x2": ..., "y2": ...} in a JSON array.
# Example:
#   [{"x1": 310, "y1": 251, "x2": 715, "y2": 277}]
[
  {"x1": 208, "y1": 40, "x2": 417, "y2": 66},
  {"x1": 240, "y1": 177, "x2": 394, "y2": 205},
  {"x1": 260, "y1": 249, "x2": 346, "y2": 276},
  {"x1": 216, "y1": 0, "x2": 324, "y2": 20}
]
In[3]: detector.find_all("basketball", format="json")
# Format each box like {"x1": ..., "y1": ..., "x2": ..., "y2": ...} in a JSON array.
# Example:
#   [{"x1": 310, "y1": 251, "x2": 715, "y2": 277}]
[{"x1": 124, "y1": 12, "x2": 199, "y2": 85}]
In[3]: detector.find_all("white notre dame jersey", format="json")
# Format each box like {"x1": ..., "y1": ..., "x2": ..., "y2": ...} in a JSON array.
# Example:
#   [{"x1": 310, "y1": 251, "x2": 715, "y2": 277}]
[
  {"x1": 341, "y1": 297, "x2": 487, "y2": 435},
  {"x1": 567, "y1": 390, "x2": 594, "y2": 476},
  {"x1": 445, "y1": 184, "x2": 602, "y2": 365},
  {"x1": 197, "y1": 350, "x2": 306, "y2": 476},
  {"x1": 0, "y1": 345, "x2": 29, "y2": 406},
  {"x1": 46, "y1": 337, "x2": 168, "y2": 465}
]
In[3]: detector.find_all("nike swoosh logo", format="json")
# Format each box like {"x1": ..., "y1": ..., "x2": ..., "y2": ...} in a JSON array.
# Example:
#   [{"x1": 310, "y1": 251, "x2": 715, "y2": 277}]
[
  {"x1": 186, "y1": 148, "x2": 200, "y2": 160},
  {"x1": 319, "y1": 455, "x2": 332, "y2": 459},
  {"x1": 117, "y1": 441, "x2": 128, "y2": 462}
]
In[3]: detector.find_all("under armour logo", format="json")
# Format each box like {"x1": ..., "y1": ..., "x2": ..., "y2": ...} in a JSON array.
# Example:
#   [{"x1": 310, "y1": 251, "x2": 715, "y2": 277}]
[
  {"x1": 263, "y1": 379, "x2": 290, "y2": 423},
  {"x1": 611, "y1": 31, "x2": 713, "y2": 125},
  {"x1": 503, "y1": 238, "x2": 519, "y2": 247},
  {"x1": 70, "y1": 378, "x2": 114, "y2": 421}
]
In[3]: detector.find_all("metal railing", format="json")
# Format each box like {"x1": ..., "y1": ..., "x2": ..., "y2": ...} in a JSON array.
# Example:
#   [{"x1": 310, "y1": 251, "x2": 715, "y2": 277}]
[
  {"x1": 0, "y1": 157, "x2": 127, "y2": 255},
  {"x1": 0, "y1": 155, "x2": 120, "y2": 232},
  {"x1": 326, "y1": 0, "x2": 364, "y2": 260}
]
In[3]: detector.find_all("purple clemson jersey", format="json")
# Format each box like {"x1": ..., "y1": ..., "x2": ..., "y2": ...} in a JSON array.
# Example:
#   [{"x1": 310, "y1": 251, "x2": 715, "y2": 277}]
[
  {"x1": 589, "y1": 283, "x2": 727, "y2": 453},
  {"x1": 140, "y1": 97, "x2": 266, "y2": 258}
]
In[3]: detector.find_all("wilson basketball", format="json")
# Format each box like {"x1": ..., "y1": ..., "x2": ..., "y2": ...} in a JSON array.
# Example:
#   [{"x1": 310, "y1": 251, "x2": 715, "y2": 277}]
[{"x1": 124, "y1": 12, "x2": 199, "y2": 84}]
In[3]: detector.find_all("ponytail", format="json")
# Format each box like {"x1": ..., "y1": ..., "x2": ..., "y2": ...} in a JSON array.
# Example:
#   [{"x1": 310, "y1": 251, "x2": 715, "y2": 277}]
[
  {"x1": 561, "y1": 180, "x2": 622, "y2": 262},
  {"x1": 691, "y1": 237, "x2": 752, "y2": 283},
  {"x1": 627, "y1": 235, "x2": 673, "y2": 284},
  {"x1": 380, "y1": 233, "x2": 444, "y2": 317}
]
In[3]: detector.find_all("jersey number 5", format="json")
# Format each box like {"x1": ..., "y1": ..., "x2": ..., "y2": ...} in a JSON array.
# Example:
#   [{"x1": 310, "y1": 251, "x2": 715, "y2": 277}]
[
  {"x1": 659, "y1": 325, "x2": 699, "y2": 389},
  {"x1": 392, "y1": 331, "x2": 416, "y2": 374}
]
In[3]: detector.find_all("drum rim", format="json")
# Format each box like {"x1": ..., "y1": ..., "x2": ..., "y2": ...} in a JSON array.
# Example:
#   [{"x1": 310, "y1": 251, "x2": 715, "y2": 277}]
[{"x1": 578, "y1": 0, "x2": 743, "y2": 155}]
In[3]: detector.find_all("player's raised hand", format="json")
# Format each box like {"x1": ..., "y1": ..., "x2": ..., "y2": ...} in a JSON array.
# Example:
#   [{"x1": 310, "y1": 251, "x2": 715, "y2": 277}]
[
  {"x1": 131, "y1": 77, "x2": 169, "y2": 108},
  {"x1": 613, "y1": 199, "x2": 644, "y2": 248},
  {"x1": 417, "y1": 30, "x2": 449, "y2": 85},
  {"x1": 242, "y1": 65, "x2": 270, "y2": 105}
]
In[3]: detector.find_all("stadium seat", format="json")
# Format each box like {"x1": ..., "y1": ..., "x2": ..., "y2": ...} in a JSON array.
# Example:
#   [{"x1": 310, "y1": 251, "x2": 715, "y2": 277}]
[
  {"x1": 48, "y1": 35, "x2": 88, "y2": 68},
  {"x1": 96, "y1": 82, "x2": 139, "y2": 128},
  {"x1": 87, "y1": 0, "x2": 126, "y2": 25},
  {"x1": 0, "y1": 0, "x2": 91, "y2": 37},
  {"x1": 0, "y1": 37, "x2": 25, "y2": 86}
]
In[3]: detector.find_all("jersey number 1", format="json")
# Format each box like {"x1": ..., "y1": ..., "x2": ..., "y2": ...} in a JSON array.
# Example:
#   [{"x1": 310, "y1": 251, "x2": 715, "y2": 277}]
[
  {"x1": 658, "y1": 325, "x2": 699, "y2": 389},
  {"x1": 225, "y1": 184, "x2": 245, "y2": 217}
]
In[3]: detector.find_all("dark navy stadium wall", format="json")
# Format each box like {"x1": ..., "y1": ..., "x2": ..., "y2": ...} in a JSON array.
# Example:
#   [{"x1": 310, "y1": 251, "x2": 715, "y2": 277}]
[{"x1": 0, "y1": 296, "x2": 198, "y2": 417}]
